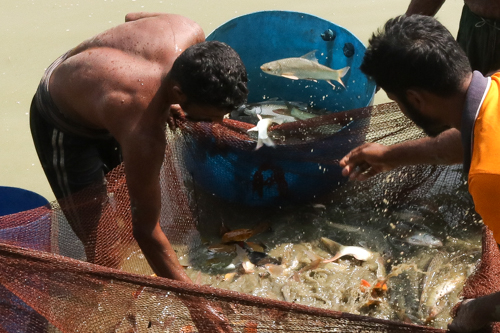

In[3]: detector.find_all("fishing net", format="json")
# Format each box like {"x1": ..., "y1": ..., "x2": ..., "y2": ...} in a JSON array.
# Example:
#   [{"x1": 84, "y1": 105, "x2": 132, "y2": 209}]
[{"x1": 0, "y1": 101, "x2": 494, "y2": 332}]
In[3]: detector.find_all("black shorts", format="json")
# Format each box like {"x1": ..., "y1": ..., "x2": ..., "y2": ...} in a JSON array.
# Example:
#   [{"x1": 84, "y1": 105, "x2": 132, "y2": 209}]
[
  {"x1": 29, "y1": 96, "x2": 122, "y2": 200},
  {"x1": 457, "y1": 4, "x2": 500, "y2": 75}
]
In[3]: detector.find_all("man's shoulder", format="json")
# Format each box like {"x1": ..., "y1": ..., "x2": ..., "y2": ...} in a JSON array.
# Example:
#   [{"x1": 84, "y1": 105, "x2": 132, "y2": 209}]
[{"x1": 126, "y1": 13, "x2": 202, "y2": 32}]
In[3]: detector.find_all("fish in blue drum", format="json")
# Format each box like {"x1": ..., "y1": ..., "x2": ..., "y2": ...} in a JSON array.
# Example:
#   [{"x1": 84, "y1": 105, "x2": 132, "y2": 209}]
[
  {"x1": 260, "y1": 50, "x2": 350, "y2": 89},
  {"x1": 229, "y1": 98, "x2": 320, "y2": 125}
]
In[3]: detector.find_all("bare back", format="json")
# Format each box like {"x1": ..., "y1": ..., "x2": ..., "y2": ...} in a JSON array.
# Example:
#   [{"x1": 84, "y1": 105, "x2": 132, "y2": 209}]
[{"x1": 49, "y1": 13, "x2": 205, "y2": 140}]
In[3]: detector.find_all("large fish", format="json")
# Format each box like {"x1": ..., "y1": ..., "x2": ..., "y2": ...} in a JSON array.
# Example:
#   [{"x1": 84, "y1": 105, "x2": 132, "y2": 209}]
[{"x1": 260, "y1": 50, "x2": 350, "y2": 89}]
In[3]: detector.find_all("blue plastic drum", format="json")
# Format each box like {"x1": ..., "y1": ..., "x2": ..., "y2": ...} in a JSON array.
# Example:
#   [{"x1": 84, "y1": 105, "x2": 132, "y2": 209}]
[
  {"x1": 183, "y1": 11, "x2": 375, "y2": 207},
  {"x1": 206, "y1": 10, "x2": 376, "y2": 110},
  {"x1": 0, "y1": 186, "x2": 49, "y2": 216}
]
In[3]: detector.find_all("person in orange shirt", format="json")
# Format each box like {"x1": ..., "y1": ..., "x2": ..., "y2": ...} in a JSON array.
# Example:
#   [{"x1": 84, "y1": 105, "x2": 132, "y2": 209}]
[{"x1": 339, "y1": 14, "x2": 500, "y2": 332}]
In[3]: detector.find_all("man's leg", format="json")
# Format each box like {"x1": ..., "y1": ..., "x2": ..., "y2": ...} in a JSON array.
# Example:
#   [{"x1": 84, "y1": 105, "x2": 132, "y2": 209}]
[
  {"x1": 457, "y1": 4, "x2": 500, "y2": 75},
  {"x1": 30, "y1": 99, "x2": 121, "y2": 266}
]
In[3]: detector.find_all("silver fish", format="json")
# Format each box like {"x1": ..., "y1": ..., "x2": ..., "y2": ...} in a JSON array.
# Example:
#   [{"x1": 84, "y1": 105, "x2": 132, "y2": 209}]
[
  {"x1": 320, "y1": 237, "x2": 373, "y2": 262},
  {"x1": 231, "y1": 99, "x2": 316, "y2": 125},
  {"x1": 260, "y1": 50, "x2": 350, "y2": 89},
  {"x1": 425, "y1": 275, "x2": 465, "y2": 309},
  {"x1": 384, "y1": 221, "x2": 443, "y2": 248},
  {"x1": 405, "y1": 232, "x2": 443, "y2": 248}
]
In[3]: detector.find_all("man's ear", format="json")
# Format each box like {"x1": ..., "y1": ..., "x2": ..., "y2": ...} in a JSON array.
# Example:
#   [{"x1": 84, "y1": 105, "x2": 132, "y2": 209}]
[
  {"x1": 406, "y1": 88, "x2": 425, "y2": 111},
  {"x1": 171, "y1": 85, "x2": 187, "y2": 104}
]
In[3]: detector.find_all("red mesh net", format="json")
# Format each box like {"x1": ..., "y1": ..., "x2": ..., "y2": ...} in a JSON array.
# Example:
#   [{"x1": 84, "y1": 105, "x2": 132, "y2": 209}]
[{"x1": 0, "y1": 102, "x2": 493, "y2": 332}]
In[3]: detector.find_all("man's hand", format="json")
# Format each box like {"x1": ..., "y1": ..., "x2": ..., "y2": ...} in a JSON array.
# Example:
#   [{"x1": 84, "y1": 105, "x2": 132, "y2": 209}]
[
  {"x1": 448, "y1": 299, "x2": 489, "y2": 332},
  {"x1": 339, "y1": 142, "x2": 396, "y2": 181},
  {"x1": 167, "y1": 104, "x2": 185, "y2": 130}
]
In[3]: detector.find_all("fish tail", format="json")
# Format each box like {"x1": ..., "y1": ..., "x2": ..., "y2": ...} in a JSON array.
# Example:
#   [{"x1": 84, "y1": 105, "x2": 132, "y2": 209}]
[
  {"x1": 322, "y1": 253, "x2": 341, "y2": 263},
  {"x1": 255, "y1": 138, "x2": 275, "y2": 150},
  {"x1": 330, "y1": 66, "x2": 350, "y2": 89},
  {"x1": 261, "y1": 137, "x2": 275, "y2": 148},
  {"x1": 255, "y1": 139, "x2": 264, "y2": 150},
  {"x1": 327, "y1": 79, "x2": 345, "y2": 89},
  {"x1": 339, "y1": 66, "x2": 350, "y2": 78}
]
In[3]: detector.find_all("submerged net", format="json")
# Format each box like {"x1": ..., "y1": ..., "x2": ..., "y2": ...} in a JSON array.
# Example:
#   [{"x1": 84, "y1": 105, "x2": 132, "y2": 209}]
[{"x1": 0, "y1": 102, "x2": 495, "y2": 332}]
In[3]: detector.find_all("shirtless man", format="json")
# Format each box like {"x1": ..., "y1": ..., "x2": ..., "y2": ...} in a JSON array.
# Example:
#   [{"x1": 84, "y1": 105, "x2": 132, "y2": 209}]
[{"x1": 30, "y1": 12, "x2": 248, "y2": 332}]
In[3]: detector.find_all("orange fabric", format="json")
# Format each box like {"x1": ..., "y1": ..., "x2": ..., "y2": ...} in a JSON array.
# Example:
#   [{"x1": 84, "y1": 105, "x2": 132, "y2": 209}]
[{"x1": 469, "y1": 73, "x2": 500, "y2": 242}]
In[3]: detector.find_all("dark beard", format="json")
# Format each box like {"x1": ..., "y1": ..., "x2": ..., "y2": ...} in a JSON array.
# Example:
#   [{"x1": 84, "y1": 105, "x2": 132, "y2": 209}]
[{"x1": 400, "y1": 97, "x2": 451, "y2": 137}]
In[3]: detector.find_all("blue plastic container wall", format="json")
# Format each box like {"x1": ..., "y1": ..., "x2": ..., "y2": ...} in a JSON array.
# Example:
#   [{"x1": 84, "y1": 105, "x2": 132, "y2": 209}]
[
  {"x1": 0, "y1": 186, "x2": 49, "y2": 216},
  {"x1": 182, "y1": 11, "x2": 376, "y2": 207},
  {"x1": 206, "y1": 11, "x2": 376, "y2": 110}
]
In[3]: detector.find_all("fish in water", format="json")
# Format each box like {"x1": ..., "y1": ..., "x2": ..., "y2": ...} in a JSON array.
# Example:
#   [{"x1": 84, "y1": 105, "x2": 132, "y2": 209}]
[
  {"x1": 424, "y1": 275, "x2": 466, "y2": 323},
  {"x1": 274, "y1": 101, "x2": 318, "y2": 121},
  {"x1": 383, "y1": 221, "x2": 443, "y2": 249},
  {"x1": 247, "y1": 114, "x2": 281, "y2": 150},
  {"x1": 320, "y1": 237, "x2": 373, "y2": 262},
  {"x1": 230, "y1": 98, "x2": 318, "y2": 125},
  {"x1": 237, "y1": 242, "x2": 281, "y2": 266},
  {"x1": 406, "y1": 233, "x2": 443, "y2": 248},
  {"x1": 260, "y1": 50, "x2": 350, "y2": 89},
  {"x1": 221, "y1": 221, "x2": 271, "y2": 244}
]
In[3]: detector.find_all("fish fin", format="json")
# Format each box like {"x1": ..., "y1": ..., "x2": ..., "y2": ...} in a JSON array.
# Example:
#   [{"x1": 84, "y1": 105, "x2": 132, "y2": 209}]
[
  {"x1": 284, "y1": 101, "x2": 308, "y2": 113},
  {"x1": 255, "y1": 138, "x2": 275, "y2": 150},
  {"x1": 272, "y1": 108, "x2": 292, "y2": 116},
  {"x1": 327, "y1": 79, "x2": 345, "y2": 89},
  {"x1": 281, "y1": 74, "x2": 299, "y2": 80},
  {"x1": 261, "y1": 137, "x2": 276, "y2": 148},
  {"x1": 339, "y1": 66, "x2": 350, "y2": 78},
  {"x1": 300, "y1": 50, "x2": 318, "y2": 62},
  {"x1": 328, "y1": 67, "x2": 350, "y2": 89}
]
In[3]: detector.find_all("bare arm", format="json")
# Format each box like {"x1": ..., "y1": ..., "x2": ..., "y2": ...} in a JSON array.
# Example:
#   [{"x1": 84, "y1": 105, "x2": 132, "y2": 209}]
[
  {"x1": 120, "y1": 127, "x2": 191, "y2": 282},
  {"x1": 405, "y1": 0, "x2": 446, "y2": 16},
  {"x1": 449, "y1": 292, "x2": 500, "y2": 332},
  {"x1": 340, "y1": 128, "x2": 462, "y2": 181}
]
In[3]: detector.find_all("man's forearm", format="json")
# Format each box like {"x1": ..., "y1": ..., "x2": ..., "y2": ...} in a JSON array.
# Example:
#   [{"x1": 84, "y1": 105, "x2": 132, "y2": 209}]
[
  {"x1": 132, "y1": 213, "x2": 192, "y2": 282},
  {"x1": 385, "y1": 128, "x2": 462, "y2": 167},
  {"x1": 406, "y1": 0, "x2": 446, "y2": 16}
]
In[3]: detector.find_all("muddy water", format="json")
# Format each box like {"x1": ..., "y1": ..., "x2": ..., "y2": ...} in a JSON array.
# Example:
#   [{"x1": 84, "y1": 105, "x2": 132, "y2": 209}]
[
  {"x1": 1, "y1": 0, "x2": 463, "y2": 201},
  {"x1": 118, "y1": 164, "x2": 482, "y2": 329},
  {"x1": 179, "y1": 178, "x2": 481, "y2": 329}
]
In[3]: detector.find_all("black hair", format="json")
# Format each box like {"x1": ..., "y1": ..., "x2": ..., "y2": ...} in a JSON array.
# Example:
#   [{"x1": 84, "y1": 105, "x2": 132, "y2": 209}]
[
  {"x1": 360, "y1": 15, "x2": 471, "y2": 98},
  {"x1": 169, "y1": 41, "x2": 248, "y2": 111}
]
